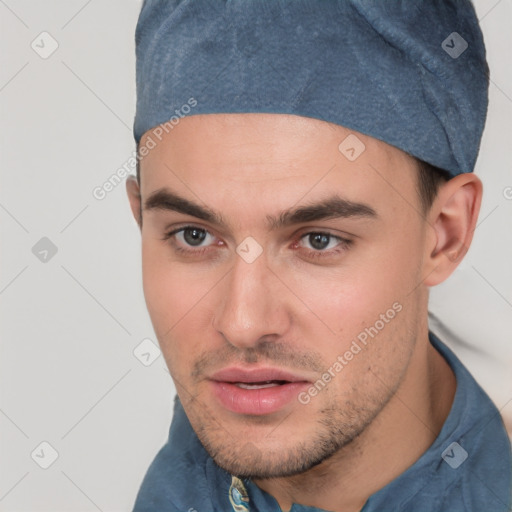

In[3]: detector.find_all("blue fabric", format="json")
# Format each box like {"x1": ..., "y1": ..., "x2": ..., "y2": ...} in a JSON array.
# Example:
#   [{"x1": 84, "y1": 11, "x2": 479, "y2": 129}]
[
  {"x1": 132, "y1": 332, "x2": 512, "y2": 512},
  {"x1": 134, "y1": 0, "x2": 489, "y2": 176}
]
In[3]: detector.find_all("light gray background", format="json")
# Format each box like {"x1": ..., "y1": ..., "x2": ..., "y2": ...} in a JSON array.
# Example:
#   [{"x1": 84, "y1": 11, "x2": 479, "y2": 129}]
[{"x1": 1, "y1": 1, "x2": 511, "y2": 511}]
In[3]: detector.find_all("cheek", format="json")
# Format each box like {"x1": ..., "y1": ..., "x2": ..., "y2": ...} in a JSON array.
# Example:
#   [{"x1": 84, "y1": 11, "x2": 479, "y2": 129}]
[
  {"x1": 279, "y1": 230, "x2": 423, "y2": 358},
  {"x1": 280, "y1": 251, "x2": 414, "y2": 335},
  {"x1": 350, "y1": 220, "x2": 425, "y2": 304},
  {"x1": 141, "y1": 239, "x2": 199, "y2": 337},
  {"x1": 140, "y1": 237, "x2": 220, "y2": 368},
  {"x1": 142, "y1": 243, "x2": 175, "y2": 324}
]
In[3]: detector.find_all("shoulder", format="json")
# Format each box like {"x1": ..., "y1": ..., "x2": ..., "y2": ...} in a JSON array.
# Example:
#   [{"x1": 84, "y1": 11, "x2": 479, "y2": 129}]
[
  {"x1": 409, "y1": 333, "x2": 512, "y2": 511},
  {"x1": 365, "y1": 333, "x2": 512, "y2": 512}
]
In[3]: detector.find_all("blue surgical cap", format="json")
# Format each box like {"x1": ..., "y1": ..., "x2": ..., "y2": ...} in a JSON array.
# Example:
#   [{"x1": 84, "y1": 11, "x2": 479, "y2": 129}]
[{"x1": 134, "y1": 0, "x2": 489, "y2": 177}]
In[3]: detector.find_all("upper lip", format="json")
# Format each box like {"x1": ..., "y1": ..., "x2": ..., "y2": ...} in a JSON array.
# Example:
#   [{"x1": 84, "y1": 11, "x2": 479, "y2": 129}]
[{"x1": 209, "y1": 366, "x2": 310, "y2": 384}]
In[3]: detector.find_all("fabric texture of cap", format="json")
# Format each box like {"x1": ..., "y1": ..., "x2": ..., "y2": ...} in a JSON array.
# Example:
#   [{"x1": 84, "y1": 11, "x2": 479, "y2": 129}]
[{"x1": 134, "y1": 0, "x2": 489, "y2": 177}]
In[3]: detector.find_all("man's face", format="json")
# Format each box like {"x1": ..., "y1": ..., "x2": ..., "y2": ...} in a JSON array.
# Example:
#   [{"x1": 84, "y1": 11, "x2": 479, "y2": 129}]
[{"x1": 134, "y1": 113, "x2": 431, "y2": 478}]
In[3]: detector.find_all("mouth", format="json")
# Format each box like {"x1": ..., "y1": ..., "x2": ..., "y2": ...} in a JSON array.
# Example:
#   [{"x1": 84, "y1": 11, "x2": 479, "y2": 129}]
[
  {"x1": 233, "y1": 380, "x2": 289, "y2": 390},
  {"x1": 208, "y1": 367, "x2": 310, "y2": 416}
]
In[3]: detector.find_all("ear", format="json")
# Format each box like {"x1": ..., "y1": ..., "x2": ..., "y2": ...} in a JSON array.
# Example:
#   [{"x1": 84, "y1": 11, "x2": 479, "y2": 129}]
[
  {"x1": 422, "y1": 173, "x2": 483, "y2": 286},
  {"x1": 126, "y1": 175, "x2": 142, "y2": 229}
]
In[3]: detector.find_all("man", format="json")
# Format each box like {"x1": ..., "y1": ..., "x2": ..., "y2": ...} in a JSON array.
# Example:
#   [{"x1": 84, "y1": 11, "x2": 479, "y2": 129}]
[{"x1": 127, "y1": 1, "x2": 512, "y2": 511}]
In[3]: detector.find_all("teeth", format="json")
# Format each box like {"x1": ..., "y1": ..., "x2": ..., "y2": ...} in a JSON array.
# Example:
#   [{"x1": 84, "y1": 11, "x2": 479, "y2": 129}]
[{"x1": 235, "y1": 380, "x2": 284, "y2": 390}]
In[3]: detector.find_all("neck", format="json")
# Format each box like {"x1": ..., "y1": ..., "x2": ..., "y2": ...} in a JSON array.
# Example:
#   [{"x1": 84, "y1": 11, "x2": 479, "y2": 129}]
[{"x1": 252, "y1": 331, "x2": 456, "y2": 512}]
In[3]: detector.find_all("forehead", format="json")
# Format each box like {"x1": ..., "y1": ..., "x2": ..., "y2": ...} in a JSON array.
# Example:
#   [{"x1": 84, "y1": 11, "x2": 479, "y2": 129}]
[{"x1": 138, "y1": 113, "x2": 418, "y2": 218}]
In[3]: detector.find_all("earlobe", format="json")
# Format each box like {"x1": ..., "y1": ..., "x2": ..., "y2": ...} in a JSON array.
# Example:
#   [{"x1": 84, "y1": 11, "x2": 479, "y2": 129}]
[
  {"x1": 126, "y1": 175, "x2": 142, "y2": 229},
  {"x1": 422, "y1": 174, "x2": 483, "y2": 286}
]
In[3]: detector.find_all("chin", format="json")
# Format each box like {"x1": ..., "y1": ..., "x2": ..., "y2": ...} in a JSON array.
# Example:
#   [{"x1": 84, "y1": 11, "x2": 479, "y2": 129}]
[{"x1": 194, "y1": 419, "x2": 357, "y2": 479}]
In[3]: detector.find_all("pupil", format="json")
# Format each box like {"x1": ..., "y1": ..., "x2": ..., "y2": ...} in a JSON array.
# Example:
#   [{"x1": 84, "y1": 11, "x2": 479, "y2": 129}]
[
  {"x1": 310, "y1": 233, "x2": 330, "y2": 250},
  {"x1": 184, "y1": 228, "x2": 206, "y2": 246}
]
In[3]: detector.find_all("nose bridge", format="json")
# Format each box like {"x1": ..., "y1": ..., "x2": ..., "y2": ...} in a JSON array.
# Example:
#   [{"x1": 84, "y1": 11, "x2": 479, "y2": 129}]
[{"x1": 213, "y1": 251, "x2": 287, "y2": 347}]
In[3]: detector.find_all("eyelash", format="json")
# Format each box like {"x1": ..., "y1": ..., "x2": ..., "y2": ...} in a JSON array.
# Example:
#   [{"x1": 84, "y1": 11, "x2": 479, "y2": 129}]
[{"x1": 162, "y1": 225, "x2": 353, "y2": 260}]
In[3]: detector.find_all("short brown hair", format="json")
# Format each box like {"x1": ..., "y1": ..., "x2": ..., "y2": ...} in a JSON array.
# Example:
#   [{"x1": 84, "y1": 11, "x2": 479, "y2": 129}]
[{"x1": 415, "y1": 159, "x2": 452, "y2": 213}]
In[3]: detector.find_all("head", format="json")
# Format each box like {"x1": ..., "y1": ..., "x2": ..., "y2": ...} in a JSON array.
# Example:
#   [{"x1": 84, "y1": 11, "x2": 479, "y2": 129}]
[{"x1": 126, "y1": 112, "x2": 482, "y2": 478}]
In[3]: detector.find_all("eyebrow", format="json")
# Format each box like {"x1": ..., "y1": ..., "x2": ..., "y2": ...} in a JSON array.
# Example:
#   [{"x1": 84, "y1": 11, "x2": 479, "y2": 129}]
[{"x1": 144, "y1": 188, "x2": 378, "y2": 230}]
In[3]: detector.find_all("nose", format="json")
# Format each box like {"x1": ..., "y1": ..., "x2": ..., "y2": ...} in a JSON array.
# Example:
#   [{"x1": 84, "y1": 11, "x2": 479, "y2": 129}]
[{"x1": 212, "y1": 251, "x2": 291, "y2": 350}]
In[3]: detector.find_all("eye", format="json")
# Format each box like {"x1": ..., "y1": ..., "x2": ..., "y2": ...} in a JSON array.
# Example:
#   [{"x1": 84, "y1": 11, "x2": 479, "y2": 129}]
[
  {"x1": 300, "y1": 232, "x2": 340, "y2": 251},
  {"x1": 296, "y1": 231, "x2": 352, "y2": 258},
  {"x1": 163, "y1": 225, "x2": 217, "y2": 253},
  {"x1": 177, "y1": 227, "x2": 213, "y2": 247},
  {"x1": 162, "y1": 226, "x2": 352, "y2": 260}
]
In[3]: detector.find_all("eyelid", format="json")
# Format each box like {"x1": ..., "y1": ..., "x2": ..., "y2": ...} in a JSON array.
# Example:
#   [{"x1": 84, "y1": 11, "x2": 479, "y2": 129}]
[
  {"x1": 162, "y1": 224, "x2": 218, "y2": 248},
  {"x1": 163, "y1": 224, "x2": 353, "y2": 258},
  {"x1": 163, "y1": 225, "x2": 349, "y2": 243},
  {"x1": 294, "y1": 225, "x2": 358, "y2": 240},
  {"x1": 297, "y1": 231, "x2": 347, "y2": 247},
  {"x1": 294, "y1": 231, "x2": 353, "y2": 257},
  {"x1": 162, "y1": 223, "x2": 216, "y2": 240}
]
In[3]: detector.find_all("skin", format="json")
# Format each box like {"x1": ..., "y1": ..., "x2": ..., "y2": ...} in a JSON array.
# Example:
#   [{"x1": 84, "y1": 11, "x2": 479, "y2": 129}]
[{"x1": 126, "y1": 113, "x2": 482, "y2": 512}]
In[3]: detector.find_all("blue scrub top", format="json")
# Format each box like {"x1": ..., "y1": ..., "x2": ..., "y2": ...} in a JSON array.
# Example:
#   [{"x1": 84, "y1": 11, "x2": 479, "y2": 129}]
[{"x1": 132, "y1": 332, "x2": 512, "y2": 511}]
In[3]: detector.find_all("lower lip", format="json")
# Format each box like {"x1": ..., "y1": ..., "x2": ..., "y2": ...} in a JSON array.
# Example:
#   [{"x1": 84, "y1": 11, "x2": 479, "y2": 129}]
[{"x1": 210, "y1": 381, "x2": 309, "y2": 415}]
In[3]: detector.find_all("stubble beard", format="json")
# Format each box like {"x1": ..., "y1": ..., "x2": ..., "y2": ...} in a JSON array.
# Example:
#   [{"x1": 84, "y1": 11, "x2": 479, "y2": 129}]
[
  {"x1": 177, "y1": 321, "x2": 415, "y2": 479},
  {"x1": 184, "y1": 383, "x2": 400, "y2": 479}
]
